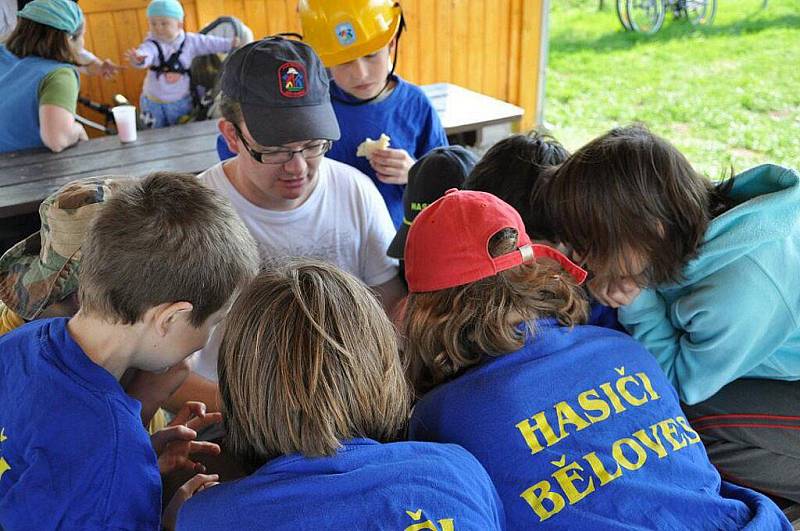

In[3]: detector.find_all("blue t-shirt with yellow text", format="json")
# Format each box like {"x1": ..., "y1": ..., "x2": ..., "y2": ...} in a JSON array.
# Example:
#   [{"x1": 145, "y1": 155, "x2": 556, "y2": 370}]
[
  {"x1": 177, "y1": 438, "x2": 505, "y2": 531},
  {"x1": 409, "y1": 320, "x2": 790, "y2": 530},
  {"x1": 0, "y1": 318, "x2": 161, "y2": 530}
]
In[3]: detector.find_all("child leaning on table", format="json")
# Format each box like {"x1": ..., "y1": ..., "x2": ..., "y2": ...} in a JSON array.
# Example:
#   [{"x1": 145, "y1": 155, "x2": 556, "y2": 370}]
[
  {"x1": 0, "y1": 172, "x2": 260, "y2": 530},
  {"x1": 125, "y1": 0, "x2": 238, "y2": 128}
]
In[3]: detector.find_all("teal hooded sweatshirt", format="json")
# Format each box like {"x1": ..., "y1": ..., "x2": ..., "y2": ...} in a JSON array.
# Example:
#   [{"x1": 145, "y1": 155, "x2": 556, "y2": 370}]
[{"x1": 619, "y1": 164, "x2": 800, "y2": 405}]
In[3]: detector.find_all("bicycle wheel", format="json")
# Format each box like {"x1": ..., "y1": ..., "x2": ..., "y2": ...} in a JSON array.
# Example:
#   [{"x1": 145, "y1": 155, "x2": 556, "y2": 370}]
[
  {"x1": 683, "y1": 0, "x2": 716, "y2": 26},
  {"x1": 616, "y1": 0, "x2": 633, "y2": 30},
  {"x1": 626, "y1": 0, "x2": 666, "y2": 33}
]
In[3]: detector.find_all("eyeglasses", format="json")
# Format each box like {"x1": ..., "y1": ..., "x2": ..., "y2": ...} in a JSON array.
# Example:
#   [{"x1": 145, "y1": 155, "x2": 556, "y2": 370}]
[{"x1": 232, "y1": 124, "x2": 332, "y2": 165}]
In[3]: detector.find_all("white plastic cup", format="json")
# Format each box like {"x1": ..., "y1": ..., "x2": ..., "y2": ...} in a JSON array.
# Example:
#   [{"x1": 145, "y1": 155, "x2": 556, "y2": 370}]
[{"x1": 111, "y1": 105, "x2": 137, "y2": 143}]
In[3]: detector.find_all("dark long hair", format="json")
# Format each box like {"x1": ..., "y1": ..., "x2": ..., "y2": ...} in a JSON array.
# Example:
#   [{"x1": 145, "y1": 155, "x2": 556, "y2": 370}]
[
  {"x1": 539, "y1": 124, "x2": 736, "y2": 285},
  {"x1": 465, "y1": 132, "x2": 569, "y2": 242}
]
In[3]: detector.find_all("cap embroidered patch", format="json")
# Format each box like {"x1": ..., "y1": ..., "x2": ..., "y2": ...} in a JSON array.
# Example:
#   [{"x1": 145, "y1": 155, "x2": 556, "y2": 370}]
[
  {"x1": 335, "y1": 22, "x2": 356, "y2": 46},
  {"x1": 278, "y1": 62, "x2": 306, "y2": 98}
]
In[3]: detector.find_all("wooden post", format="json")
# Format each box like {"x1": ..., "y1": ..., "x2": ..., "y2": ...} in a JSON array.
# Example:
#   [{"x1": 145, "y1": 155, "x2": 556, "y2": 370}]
[{"x1": 516, "y1": 0, "x2": 548, "y2": 130}]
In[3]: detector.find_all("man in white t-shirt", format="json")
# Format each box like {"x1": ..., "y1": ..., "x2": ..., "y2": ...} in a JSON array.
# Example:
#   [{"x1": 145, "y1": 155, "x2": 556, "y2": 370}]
[{"x1": 168, "y1": 37, "x2": 405, "y2": 412}]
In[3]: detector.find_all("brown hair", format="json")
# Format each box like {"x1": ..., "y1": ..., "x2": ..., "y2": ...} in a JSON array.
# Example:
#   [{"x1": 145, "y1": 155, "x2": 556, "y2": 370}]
[
  {"x1": 219, "y1": 259, "x2": 410, "y2": 463},
  {"x1": 219, "y1": 94, "x2": 244, "y2": 126},
  {"x1": 5, "y1": 18, "x2": 83, "y2": 64},
  {"x1": 538, "y1": 124, "x2": 736, "y2": 285},
  {"x1": 78, "y1": 172, "x2": 259, "y2": 327},
  {"x1": 465, "y1": 132, "x2": 569, "y2": 242},
  {"x1": 403, "y1": 228, "x2": 588, "y2": 394}
]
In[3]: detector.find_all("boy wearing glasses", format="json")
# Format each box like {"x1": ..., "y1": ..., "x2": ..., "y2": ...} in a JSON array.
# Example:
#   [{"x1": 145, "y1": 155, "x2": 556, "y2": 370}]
[{"x1": 182, "y1": 37, "x2": 404, "y2": 413}]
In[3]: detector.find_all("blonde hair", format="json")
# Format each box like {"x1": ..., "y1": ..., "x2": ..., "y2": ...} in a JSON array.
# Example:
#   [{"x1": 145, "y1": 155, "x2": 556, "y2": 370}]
[
  {"x1": 219, "y1": 259, "x2": 410, "y2": 462},
  {"x1": 403, "y1": 229, "x2": 589, "y2": 394}
]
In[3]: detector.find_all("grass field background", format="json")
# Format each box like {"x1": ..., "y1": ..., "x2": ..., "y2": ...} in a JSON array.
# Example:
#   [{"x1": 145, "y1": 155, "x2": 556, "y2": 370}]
[{"x1": 545, "y1": 0, "x2": 800, "y2": 177}]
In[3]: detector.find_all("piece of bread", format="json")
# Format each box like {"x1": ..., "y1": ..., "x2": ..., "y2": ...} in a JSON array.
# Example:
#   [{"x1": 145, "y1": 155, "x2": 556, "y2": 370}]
[{"x1": 356, "y1": 133, "x2": 391, "y2": 158}]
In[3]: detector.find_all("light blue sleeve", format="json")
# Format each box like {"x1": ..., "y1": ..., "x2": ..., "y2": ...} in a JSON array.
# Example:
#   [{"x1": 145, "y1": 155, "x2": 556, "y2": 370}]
[{"x1": 619, "y1": 264, "x2": 797, "y2": 405}]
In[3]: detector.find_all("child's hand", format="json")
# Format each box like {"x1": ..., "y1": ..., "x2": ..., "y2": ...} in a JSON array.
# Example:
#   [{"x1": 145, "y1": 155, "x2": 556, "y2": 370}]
[
  {"x1": 588, "y1": 276, "x2": 641, "y2": 308},
  {"x1": 162, "y1": 473, "x2": 219, "y2": 531},
  {"x1": 370, "y1": 148, "x2": 415, "y2": 185},
  {"x1": 85, "y1": 58, "x2": 122, "y2": 78},
  {"x1": 98, "y1": 59, "x2": 123, "y2": 79},
  {"x1": 123, "y1": 47, "x2": 145, "y2": 66},
  {"x1": 151, "y1": 401, "x2": 223, "y2": 475}
]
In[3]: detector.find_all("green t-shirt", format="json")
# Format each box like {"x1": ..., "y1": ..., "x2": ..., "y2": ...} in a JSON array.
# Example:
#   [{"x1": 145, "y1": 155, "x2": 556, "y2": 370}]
[{"x1": 37, "y1": 67, "x2": 79, "y2": 114}]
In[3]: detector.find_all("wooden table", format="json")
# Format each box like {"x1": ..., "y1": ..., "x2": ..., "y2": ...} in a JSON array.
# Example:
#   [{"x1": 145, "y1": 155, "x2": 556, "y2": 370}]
[
  {"x1": 0, "y1": 84, "x2": 523, "y2": 246},
  {"x1": 0, "y1": 120, "x2": 221, "y2": 220},
  {"x1": 421, "y1": 83, "x2": 525, "y2": 146}
]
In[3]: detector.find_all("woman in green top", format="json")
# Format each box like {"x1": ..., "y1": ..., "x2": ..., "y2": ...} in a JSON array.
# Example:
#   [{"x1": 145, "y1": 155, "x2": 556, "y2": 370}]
[{"x1": 0, "y1": 0, "x2": 87, "y2": 153}]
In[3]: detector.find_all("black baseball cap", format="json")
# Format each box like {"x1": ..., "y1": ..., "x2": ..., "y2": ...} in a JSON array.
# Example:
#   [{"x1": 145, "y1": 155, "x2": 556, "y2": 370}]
[
  {"x1": 221, "y1": 36, "x2": 341, "y2": 147},
  {"x1": 387, "y1": 146, "x2": 478, "y2": 259}
]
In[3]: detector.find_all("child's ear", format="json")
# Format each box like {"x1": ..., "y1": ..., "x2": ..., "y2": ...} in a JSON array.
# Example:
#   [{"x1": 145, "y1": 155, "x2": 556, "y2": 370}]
[
  {"x1": 153, "y1": 301, "x2": 194, "y2": 336},
  {"x1": 218, "y1": 119, "x2": 240, "y2": 155}
]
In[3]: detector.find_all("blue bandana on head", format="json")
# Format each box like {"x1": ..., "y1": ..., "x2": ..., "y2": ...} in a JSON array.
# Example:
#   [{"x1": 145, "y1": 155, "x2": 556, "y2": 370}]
[
  {"x1": 18, "y1": 0, "x2": 84, "y2": 34},
  {"x1": 146, "y1": 0, "x2": 185, "y2": 21}
]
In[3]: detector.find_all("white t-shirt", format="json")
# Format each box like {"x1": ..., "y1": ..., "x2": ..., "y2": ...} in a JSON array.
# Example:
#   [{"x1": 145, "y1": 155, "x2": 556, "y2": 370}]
[{"x1": 193, "y1": 157, "x2": 398, "y2": 382}]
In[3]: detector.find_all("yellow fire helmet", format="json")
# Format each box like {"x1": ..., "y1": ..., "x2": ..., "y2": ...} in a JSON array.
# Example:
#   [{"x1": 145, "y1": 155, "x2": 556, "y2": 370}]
[{"x1": 298, "y1": 0, "x2": 403, "y2": 67}]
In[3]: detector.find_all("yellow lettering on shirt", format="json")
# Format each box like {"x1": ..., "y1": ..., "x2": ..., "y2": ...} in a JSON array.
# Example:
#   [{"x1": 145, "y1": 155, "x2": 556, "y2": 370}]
[
  {"x1": 554, "y1": 401, "x2": 591, "y2": 440},
  {"x1": 636, "y1": 372, "x2": 661, "y2": 401},
  {"x1": 616, "y1": 375, "x2": 648, "y2": 406},
  {"x1": 599, "y1": 382, "x2": 628, "y2": 414},
  {"x1": 583, "y1": 451, "x2": 623, "y2": 486},
  {"x1": 516, "y1": 411, "x2": 563, "y2": 455},
  {"x1": 404, "y1": 509, "x2": 455, "y2": 531},
  {"x1": 520, "y1": 480, "x2": 566, "y2": 521},
  {"x1": 656, "y1": 418, "x2": 688, "y2": 451},
  {"x1": 676, "y1": 416, "x2": 702, "y2": 444},
  {"x1": 552, "y1": 461, "x2": 596, "y2": 504},
  {"x1": 577, "y1": 389, "x2": 611, "y2": 423},
  {"x1": 631, "y1": 426, "x2": 669, "y2": 459},
  {"x1": 611, "y1": 437, "x2": 648, "y2": 471},
  {"x1": 0, "y1": 427, "x2": 9, "y2": 480}
]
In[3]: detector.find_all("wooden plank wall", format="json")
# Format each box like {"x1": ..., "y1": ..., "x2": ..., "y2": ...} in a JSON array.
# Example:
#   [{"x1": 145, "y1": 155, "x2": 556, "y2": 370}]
[{"x1": 79, "y1": 0, "x2": 544, "y2": 134}]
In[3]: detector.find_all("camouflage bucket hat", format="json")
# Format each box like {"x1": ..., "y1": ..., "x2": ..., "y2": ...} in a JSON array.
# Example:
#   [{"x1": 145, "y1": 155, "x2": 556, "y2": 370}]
[{"x1": 0, "y1": 176, "x2": 126, "y2": 321}]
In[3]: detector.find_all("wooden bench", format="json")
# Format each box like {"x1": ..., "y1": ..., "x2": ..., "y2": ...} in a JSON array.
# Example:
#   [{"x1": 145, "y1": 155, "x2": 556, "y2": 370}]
[{"x1": 0, "y1": 85, "x2": 524, "y2": 251}]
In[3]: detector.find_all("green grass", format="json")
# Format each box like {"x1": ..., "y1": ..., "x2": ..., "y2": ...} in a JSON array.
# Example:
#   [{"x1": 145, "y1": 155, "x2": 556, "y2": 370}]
[{"x1": 545, "y1": 0, "x2": 800, "y2": 177}]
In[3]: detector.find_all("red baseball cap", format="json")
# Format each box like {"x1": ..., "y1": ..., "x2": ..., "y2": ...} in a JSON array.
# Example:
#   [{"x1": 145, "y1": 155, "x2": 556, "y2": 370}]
[{"x1": 404, "y1": 189, "x2": 587, "y2": 293}]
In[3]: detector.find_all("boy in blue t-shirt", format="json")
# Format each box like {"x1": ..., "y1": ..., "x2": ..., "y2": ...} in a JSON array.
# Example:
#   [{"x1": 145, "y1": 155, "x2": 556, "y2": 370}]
[
  {"x1": 0, "y1": 173, "x2": 259, "y2": 530},
  {"x1": 217, "y1": 0, "x2": 448, "y2": 228},
  {"x1": 177, "y1": 259, "x2": 503, "y2": 530},
  {"x1": 401, "y1": 190, "x2": 791, "y2": 530}
]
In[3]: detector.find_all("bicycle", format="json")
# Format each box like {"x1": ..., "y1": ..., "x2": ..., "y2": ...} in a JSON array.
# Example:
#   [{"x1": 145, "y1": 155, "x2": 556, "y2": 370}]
[{"x1": 617, "y1": 0, "x2": 717, "y2": 33}]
